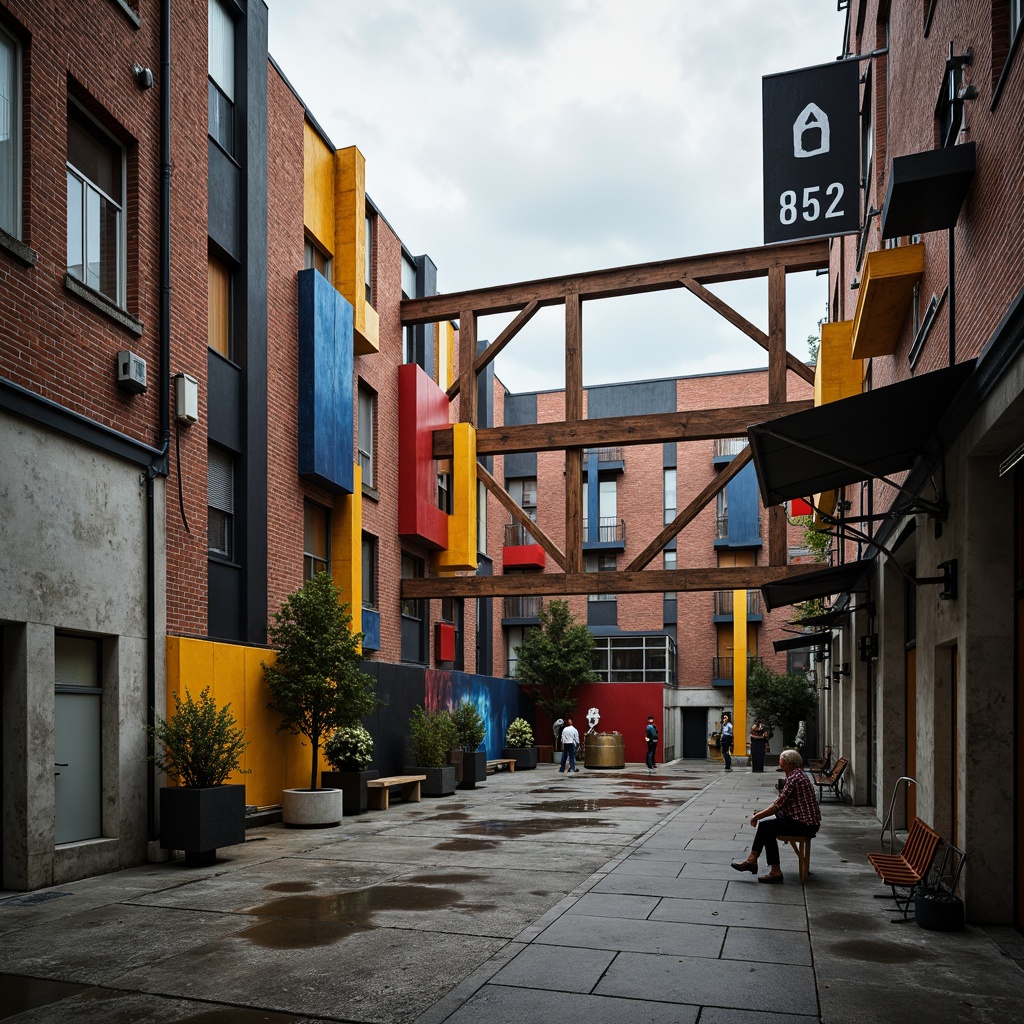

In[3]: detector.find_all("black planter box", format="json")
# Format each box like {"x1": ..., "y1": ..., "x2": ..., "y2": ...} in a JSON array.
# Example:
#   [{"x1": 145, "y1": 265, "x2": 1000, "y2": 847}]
[
  {"x1": 160, "y1": 784, "x2": 246, "y2": 865},
  {"x1": 457, "y1": 750, "x2": 487, "y2": 789},
  {"x1": 321, "y1": 769, "x2": 379, "y2": 815},
  {"x1": 915, "y1": 888, "x2": 964, "y2": 931},
  {"x1": 502, "y1": 746, "x2": 539, "y2": 770},
  {"x1": 404, "y1": 765, "x2": 456, "y2": 796}
]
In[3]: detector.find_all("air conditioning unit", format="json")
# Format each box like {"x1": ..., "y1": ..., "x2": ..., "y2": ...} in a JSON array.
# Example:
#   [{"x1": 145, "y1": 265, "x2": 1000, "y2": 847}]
[{"x1": 116, "y1": 350, "x2": 147, "y2": 394}]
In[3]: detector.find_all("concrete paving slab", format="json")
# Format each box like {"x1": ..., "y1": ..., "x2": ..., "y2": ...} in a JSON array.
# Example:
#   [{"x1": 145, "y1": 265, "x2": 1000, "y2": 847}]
[
  {"x1": 651, "y1": 895, "x2": 807, "y2": 930},
  {"x1": 565, "y1": 891, "x2": 661, "y2": 919},
  {"x1": 591, "y1": 873, "x2": 727, "y2": 902},
  {"x1": 488, "y1": 942, "x2": 615, "y2": 992},
  {"x1": 721, "y1": 925, "x2": 813, "y2": 966},
  {"x1": 723, "y1": 879, "x2": 806, "y2": 904},
  {"x1": 700, "y1": 1007, "x2": 817, "y2": 1024},
  {"x1": 595, "y1": 950, "x2": 818, "y2": 1016},
  {"x1": 535, "y1": 913, "x2": 725, "y2": 957}
]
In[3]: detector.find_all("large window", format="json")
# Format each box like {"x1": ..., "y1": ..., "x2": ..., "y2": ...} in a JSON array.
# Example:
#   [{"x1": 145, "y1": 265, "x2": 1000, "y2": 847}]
[
  {"x1": 208, "y1": 253, "x2": 231, "y2": 358},
  {"x1": 364, "y1": 213, "x2": 374, "y2": 303},
  {"x1": 208, "y1": 0, "x2": 235, "y2": 155},
  {"x1": 66, "y1": 104, "x2": 124, "y2": 305},
  {"x1": 586, "y1": 552, "x2": 616, "y2": 602},
  {"x1": 591, "y1": 634, "x2": 677, "y2": 685},
  {"x1": 304, "y1": 236, "x2": 331, "y2": 279},
  {"x1": 401, "y1": 553, "x2": 426, "y2": 663},
  {"x1": 207, "y1": 445, "x2": 235, "y2": 559},
  {"x1": 664, "y1": 468, "x2": 677, "y2": 525},
  {"x1": 303, "y1": 501, "x2": 330, "y2": 581},
  {"x1": 0, "y1": 26, "x2": 21, "y2": 237},
  {"x1": 477, "y1": 479, "x2": 488, "y2": 555},
  {"x1": 362, "y1": 533, "x2": 378, "y2": 610},
  {"x1": 357, "y1": 382, "x2": 376, "y2": 488}
]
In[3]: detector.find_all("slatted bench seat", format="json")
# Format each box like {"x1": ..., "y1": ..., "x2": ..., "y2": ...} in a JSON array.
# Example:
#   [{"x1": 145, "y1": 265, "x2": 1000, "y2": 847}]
[
  {"x1": 867, "y1": 816, "x2": 942, "y2": 920},
  {"x1": 778, "y1": 835, "x2": 812, "y2": 882},
  {"x1": 814, "y1": 757, "x2": 849, "y2": 802},
  {"x1": 487, "y1": 758, "x2": 517, "y2": 774},
  {"x1": 365, "y1": 775, "x2": 427, "y2": 810}
]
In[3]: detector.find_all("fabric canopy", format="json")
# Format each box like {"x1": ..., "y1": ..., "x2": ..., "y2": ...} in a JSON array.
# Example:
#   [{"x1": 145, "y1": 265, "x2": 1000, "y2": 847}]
[
  {"x1": 746, "y1": 361, "x2": 975, "y2": 507},
  {"x1": 773, "y1": 631, "x2": 834, "y2": 653},
  {"x1": 787, "y1": 606, "x2": 851, "y2": 629},
  {"x1": 761, "y1": 560, "x2": 870, "y2": 612}
]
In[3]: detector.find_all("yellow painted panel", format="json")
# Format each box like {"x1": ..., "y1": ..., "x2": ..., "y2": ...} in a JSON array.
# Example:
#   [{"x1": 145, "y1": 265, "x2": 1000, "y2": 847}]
[
  {"x1": 355, "y1": 301, "x2": 379, "y2": 356},
  {"x1": 334, "y1": 146, "x2": 365, "y2": 309},
  {"x1": 435, "y1": 321, "x2": 455, "y2": 391},
  {"x1": 850, "y1": 244, "x2": 925, "y2": 359},
  {"x1": 333, "y1": 462, "x2": 363, "y2": 639},
  {"x1": 812, "y1": 488, "x2": 837, "y2": 530},
  {"x1": 303, "y1": 123, "x2": 335, "y2": 253},
  {"x1": 732, "y1": 590, "x2": 748, "y2": 756},
  {"x1": 815, "y1": 321, "x2": 862, "y2": 406},
  {"x1": 435, "y1": 423, "x2": 478, "y2": 573}
]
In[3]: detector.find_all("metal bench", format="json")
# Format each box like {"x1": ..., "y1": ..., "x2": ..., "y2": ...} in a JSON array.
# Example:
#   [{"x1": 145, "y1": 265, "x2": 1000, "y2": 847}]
[
  {"x1": 867, "y1": 816, "x2": 942, "y2": 921},
  {"x1": 814, "y1": 756, "x2": 848, "y2": 802}
]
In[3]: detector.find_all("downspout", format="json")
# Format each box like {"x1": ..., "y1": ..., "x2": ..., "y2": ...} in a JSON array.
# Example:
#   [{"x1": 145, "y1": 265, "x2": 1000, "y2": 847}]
[
  {"x1": 146, "y1": 0, "x2": 172, "y2": 842},
  {"x1": 947, "y1": 226, "x2": 956, "y2": 366}
]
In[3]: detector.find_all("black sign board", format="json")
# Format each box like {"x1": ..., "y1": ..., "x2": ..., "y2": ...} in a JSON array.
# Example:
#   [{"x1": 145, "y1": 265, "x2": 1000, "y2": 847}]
[{"x1": 763, "y1": 60, "x2": 860, "y2": 244}]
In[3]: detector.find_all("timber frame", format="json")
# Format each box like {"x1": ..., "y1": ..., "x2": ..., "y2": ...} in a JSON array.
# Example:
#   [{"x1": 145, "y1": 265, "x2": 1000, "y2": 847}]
[{"x1": 400, "y1": 238, "x2": 828, "y2": 600}]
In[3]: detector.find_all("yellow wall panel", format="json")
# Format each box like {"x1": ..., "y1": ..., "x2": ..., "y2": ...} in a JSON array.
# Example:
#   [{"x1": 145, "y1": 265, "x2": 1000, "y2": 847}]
[
  {"x1": 333, "y1": 462, "x2": 363, "y2": 639},
  {"x1": 303, "y1": 123, "x2": 335, "y2": 253},
  {"x1": 435, "y1": 423, "x2": 478, "y2": 573},
  {"x1": 334, "y1": 146, "x2": 379, "y2": 355},
  {"x1": 815, "y1": 321, "x2": 862, "y2": 406}
]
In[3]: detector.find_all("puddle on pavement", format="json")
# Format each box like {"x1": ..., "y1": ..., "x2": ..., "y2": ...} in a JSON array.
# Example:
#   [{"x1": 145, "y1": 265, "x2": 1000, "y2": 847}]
[
  {"x1": 428, "y1": 811, "x2": 472, "y2": 821},
  {"x1": 0, "y1": 974, "x2": 91, "y2": 1018},
  {"x1": 829, "y1": 939, "x2": 935, "y2": 963},
  {"x1": 263, "y1": 881, "x2": 316, "y2": 893},
  {"x1": 525, "y1": 796, "x2": 664, "y2": 811},
  {"x1": 405, "y1": 870, "x2": 489, "y2": 884},
  {"x1": 242, "y1": 882, "x2": 473, "y2": 948},
  {"x1": 459, "y1": 816, "x2": 612, "y2": 838},
  {"x1": 434, "y1": 838, "x2": 499, "y2": 852}
]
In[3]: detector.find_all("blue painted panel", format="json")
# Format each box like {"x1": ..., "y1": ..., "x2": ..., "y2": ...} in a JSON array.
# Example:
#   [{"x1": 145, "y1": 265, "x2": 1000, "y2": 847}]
[
  {"x1": 362, "y1": 609, "x2": 381, "y2": 651},
  {"x1": 297, "y1": 269, "x2": 354, "y2": 494},
  {"x1": 425, "y1": 671, "x2": 528, "y2": 758},
  {"x1": 725, "y1": 462, "x2": 762, "y2": 547}
]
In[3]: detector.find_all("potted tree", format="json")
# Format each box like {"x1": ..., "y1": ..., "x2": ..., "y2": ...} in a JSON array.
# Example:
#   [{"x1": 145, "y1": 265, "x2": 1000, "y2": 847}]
[
  {"x1": 502, "y1": 717, "x2": 539, "y2": 770},
  {"x1": 321, "y1": 725, "x2": 378, "y2": 815},
  {"x1": 152, "y1": 687, "x2": 250, "y2": 867},
  {"x1": 405, "y1": 705, "x2": 457, "y2": 796},
  {"x1": 451, "y1": 698, "x2": 487, "y2": 789},
  {"x1": 264, "y1": 571, "x2": 378, "y2": 826}
]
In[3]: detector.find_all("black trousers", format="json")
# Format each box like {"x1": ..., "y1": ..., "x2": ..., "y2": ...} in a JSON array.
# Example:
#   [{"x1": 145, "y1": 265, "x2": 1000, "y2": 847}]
[
  {"x1": 646, "y1": 741, "x2": 657, "y2": 769},
  {"x1": 751, "y1": 815, "x2": 818, "y2": 866}
]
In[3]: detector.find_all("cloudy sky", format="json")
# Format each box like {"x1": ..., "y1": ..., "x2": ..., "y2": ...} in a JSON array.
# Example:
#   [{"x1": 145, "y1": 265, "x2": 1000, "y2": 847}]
[{"x1": 267, "y1": 1, "x2": 848, "y2": 394}]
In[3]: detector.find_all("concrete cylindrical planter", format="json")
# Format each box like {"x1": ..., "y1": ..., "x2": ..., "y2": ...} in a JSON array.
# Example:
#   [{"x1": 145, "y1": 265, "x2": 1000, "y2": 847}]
[
  {"x1": 281, "y1": 787, "x2": 343, "y2": 827},
  {"x1": 502, "y1": 747, "x2": 539, "y2": 770}
]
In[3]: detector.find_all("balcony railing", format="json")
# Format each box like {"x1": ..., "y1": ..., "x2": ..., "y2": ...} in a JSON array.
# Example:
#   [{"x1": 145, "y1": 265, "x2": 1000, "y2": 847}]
[
  {"x1": 715, "y1": 511, "x2": 762, "y2": 540},
  {"x1": 713, "y1": 438, "x2": 748, "y2": 458},
  {"x1": 583, "y1": 517, "x2": 626, "y2": 544},
  {"x1": 503, "y1": 595, "x2": 544, "y2": 620},
  {"x1": 711, "y1": 655, "x2": 764, "y2": 681},
  {"x1": 583, "y1": 446, "x2": 624, "y2": 464},
  {"x1": 713, "y1": 590, "x2": 763, "y2": 617},
  {"x1": 504, "y1": 521, "x2": 539, "y2": 547}
]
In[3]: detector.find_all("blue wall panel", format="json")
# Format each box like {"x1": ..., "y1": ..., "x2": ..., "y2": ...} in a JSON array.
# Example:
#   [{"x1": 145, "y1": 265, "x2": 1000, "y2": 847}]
[
  {"x1": 425, "y1": 669, "x2": 528, "y2": 757},
  {"x1": 724, "y1": 462, "x2": 762, "y2": 547},
  {"x1": 297, "y1": 268, "x2": 354, "y2": 494}
]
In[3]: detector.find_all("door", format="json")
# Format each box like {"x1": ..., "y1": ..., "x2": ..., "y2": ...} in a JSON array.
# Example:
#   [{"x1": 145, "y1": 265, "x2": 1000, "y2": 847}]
[{"x1": 682, "y1": 708, "x2": 708, "y2": 759}]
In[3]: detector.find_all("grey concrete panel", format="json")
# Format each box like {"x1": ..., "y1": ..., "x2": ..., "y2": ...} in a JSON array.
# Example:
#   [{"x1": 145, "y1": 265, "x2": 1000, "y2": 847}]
[
  {"x1": 605, "y1": 856, "x2": 683, "y2": 876},
  {"x1": 723, "y1": 879, "x2": 807, "y2": 905},
  {"x1": 488, "y1": 943, "x2": 616, "y2": 992},
  {"x1": 700, "y1": 1009, "x2": 817, "y2": 1024},
  {"x1": 566, "y1": 892, "x2": 661, "y2": 919},
  {"x1": 651, "y1": 896, "x2": 807, "y2": 930},
  {"x1": 596, "y1": 950, "x2": 818, "y2": 1016},
  {"x1": 721, "y1": 926, "x2": 813, "y2": 966},
  {"x1": 536, "y1": 913, "x2": 725, "y2": 958},
  {"x1": 443, "y1": 983, "x2": 700, "y2": 1024},
  {"x1": 591, "y1": 873, "x2": 727, "y2": 902}
]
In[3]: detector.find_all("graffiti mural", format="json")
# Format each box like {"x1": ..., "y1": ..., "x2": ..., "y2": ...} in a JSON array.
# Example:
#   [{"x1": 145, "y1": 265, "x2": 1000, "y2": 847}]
[{"x1": 424, "y1": 669, "x2": 524, "y2": 757}]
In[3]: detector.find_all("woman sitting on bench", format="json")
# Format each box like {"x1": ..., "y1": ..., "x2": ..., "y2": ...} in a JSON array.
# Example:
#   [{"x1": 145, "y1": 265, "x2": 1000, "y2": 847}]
[{"x1": 730, "y1": 749, "x2": 821, "y2": 884}]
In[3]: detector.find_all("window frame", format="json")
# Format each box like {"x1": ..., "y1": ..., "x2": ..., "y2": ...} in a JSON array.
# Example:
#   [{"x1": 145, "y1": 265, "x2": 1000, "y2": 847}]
[
  {"x1": 304, "y1": 235, "x2": 332, "y2": 280},
  {"x1": 303, "y1": 500, "x2": 330, "y2": 582},
  {"x1": 207, "y1": 0, "x2": 236, "y2": 156},
  {"x1": 207, "y1": 444, "x2": 236, "y2": 561},
  {"x1": 357, "y1": 381, "x2": 376, "y2": 489},
  {"x1": 0, "y1": 23, "x2": 22, "y2": 239},
  {"x1": 364, "y1": 213, "x2": 374, "y2": 304},
  {"x1": 66, "y1": 102, "x2": 126, "y2": 308},
  {"x1": 208, "y1": 251, "x2": 232, "y2": 359},
  {"x1": 361, "y1": 533, "x2": 378, "y2": 610}
]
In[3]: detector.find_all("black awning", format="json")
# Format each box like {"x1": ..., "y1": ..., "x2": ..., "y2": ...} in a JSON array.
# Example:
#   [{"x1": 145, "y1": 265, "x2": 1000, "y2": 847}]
[
  {"x1": 761, "y1": 560, "x2": 870, "y2": 612},
  {"x1": 787, "y1": 606, "x2": 850, "y2": 629},
  {"x1": 773, "y1": 631, "x2": 834, "y2": 653},
  {"x1": 747, "y1": 361, "x2": 975, "y2": 507},
  {"x1": 881, "y1": 142, "x2": 976, "y2": 239}
]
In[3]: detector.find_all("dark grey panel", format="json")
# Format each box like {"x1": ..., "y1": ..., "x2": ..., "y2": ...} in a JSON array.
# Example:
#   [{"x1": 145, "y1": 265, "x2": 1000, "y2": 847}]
[
  {"x1": 588, "y1": 600, "x2": 618, "y2": 628},
  {"x1": 503, "y1": 392, "x2": 538, "y2": 478},
  {"x1": 207, "y1": 141, "x2": 240, "y2": 259},
  {"x1": 663, "y1": 442, "x2": 677, "y2": 467},
  {"x1": 206, "y1": 352, "x2": 241, "y2": 451},
  {"x1": 208, "y1": 560, "x2": 242, "y2": 641},
  {"x1": 587, "y1": 379, "x2": 676, "y2": 419}
]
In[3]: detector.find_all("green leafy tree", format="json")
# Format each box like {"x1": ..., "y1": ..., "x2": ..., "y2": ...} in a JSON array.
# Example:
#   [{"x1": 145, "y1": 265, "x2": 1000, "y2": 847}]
[
  {"x1": 408, "y1": 706, "x2": 458, "y2": 768},
  {"x1": 748, "y1": 661, "x2": 819, "y2": 748},
  {"x1": 263, "y1": 572, "x2": 378, "y2": 790},
  {"x1": 514, "y1": 599, "x2": 597, "y2": 723},
  {"x1": 451, "y1": 698, "x2": 486, "y2": 752}
]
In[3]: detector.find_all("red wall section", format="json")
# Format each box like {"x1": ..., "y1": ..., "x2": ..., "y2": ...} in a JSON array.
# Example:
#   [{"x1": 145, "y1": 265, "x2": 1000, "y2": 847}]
[
  {"x1": 397, "y1": 363, "x2": 449, "y2": 549},
  {"x1": 502, "y1": 544, "x2": 546, "y2": 569}
]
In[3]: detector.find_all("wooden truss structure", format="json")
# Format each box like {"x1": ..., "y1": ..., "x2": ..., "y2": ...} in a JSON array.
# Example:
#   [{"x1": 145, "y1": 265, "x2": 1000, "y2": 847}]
[{"x1": 400, "y1": 238, "x2": 828, "y2": 600}]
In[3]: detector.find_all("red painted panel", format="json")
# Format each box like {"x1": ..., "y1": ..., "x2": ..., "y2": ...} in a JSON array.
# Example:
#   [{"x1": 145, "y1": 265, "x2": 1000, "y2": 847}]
[
  {"x1": 502, "y1": 544, "x2": 546, "y2": 569},
  {"x1": 435, "y1": 622, "x2": 456, "y2": 663},
  {"x1": 533, "y1": 683, "x2": 665, "y2": 765},
  {"x1": 398, "y1": 364, "x2": 449, "y2": 549},
  {"x1": 790, "y1": 497, "x2": 814, "y2": 516}
]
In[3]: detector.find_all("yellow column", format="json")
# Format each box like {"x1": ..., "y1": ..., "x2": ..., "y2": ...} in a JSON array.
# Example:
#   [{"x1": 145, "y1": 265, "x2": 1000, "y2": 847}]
[
  {"x1": 733, "y1": 589, "x2": 748, "y2": 757},
  {"x1": 332, "y1": 462, "x2": 363, "y2": 640}
]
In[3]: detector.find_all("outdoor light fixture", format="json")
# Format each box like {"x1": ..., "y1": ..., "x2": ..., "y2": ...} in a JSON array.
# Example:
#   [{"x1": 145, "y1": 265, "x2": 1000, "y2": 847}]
[
  {"x1": 133, "y1": 63, "x2": 154, "y2": 90},
  {"x1": 859, "y1": 633, "x2": 878, "y2": 662},
  {"x1": 916, "y1": 559, "x2": 958, "y2": 601}
]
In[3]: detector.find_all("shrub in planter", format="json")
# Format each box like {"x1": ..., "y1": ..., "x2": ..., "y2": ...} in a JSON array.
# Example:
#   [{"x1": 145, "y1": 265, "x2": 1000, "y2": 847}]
[
  {"x1": 451, "y1": 698, "x2": 487, "y2": 789},
  {"x1": 407, "y1": 706, "x2": 457, "y2": 796},
  {"x1": 322, "y1": 725, "x2": 378, "y2": 816},
  {"x1": 502, "y1": 717, "x2": 539, "y2": 770}
]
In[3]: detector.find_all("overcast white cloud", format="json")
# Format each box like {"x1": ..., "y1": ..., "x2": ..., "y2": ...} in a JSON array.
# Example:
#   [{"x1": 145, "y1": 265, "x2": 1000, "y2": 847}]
[{"x1": 268, "y1": 0, "x2": 846, "y2": 394}]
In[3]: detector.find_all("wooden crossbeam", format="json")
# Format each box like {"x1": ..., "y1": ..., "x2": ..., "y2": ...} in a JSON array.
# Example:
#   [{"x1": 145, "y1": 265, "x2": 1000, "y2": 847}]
[
  {"x1": 477, "y1": 463, "x2": 566, "y2": 569},
  {"x1": 400, "y1": 564, "x2": 822, "y2": 600},
  {"x1": 447, "y1": 301, "x2": 541, "y2": 400},
  {"x1": 432, "y1": 401, "x2": 812, "y2": 458}
]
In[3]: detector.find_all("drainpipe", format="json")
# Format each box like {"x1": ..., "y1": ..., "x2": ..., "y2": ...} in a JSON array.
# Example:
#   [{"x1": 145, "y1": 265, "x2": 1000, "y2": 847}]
[
  {"x1": 146, "y1": 0, "x2": 172, "y2": 842},
  {"x1": 947, "y1": 226, "x2": 956, "y2": 366}
]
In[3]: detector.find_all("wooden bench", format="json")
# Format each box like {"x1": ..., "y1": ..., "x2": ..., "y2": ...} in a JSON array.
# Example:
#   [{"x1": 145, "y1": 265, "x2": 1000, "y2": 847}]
[
  {"x1": 778, "y1": 835, "x2": 812, "y2": 882},
  {"x1": 808, "y1": 745, "x2": 833, "y2": 777},
  {"x1": 487, "y1": 758, "x2": 517, "y2": 774},
  {"x1": 365, "y1": 775, "x2": 427, "y2": 810},
  {"x1": 814, "y1": 757, "x2": 848, "y2": 802},
  {"x1": 867, "y1": 816, "x2": 942, "y2": 920}
]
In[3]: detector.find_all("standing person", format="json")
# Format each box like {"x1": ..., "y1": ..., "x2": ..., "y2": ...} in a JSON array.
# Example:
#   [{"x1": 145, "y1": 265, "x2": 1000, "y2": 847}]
[
  {"x1": 720, "y1": 712, "x2": 734, "y2": 771},
  {"x1": 730, "y1": 749, "x2": 821, "y2": 883},
  {"x1": 559, "y1": 717, "x2": 580, "y2": 774},
  {"x1": 749, "y1": 719, "x2": 769, "y2": 773},
  {"x1": 644, "y1": 715, "x2": 658, "y2": 773}
]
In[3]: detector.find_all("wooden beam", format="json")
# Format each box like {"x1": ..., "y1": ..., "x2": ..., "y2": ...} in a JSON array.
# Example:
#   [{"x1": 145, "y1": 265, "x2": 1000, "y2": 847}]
[
  {"x1": 477, "y1": 463, "x2": 566, "y2": 570},
  {"x1": 447, "y1": 301, "x2": 541, "y2": 401},
  {"x1": 431, "y1": 401, "x2": 813, "y2": 458},
  {"x1": 400, "y1": 238, "x2": 829, "y2": 324},
  {"x1": 401, "y1": 563, "x2": 822, "y2": 599},
  {"x1": 767, "y1": 265, "x2": 788, "y2": 566},
  {"x1": 626, "y1": 447, "x2": 753, "y2": 572},
  {"x1": 564, "y1": 292, "x2": 584, "y2": 575},
  {"x1": 458, "y1": 309, "x2": 477, "y2": 424},
  {"x1": 679, "y1": 276, "x2": 815, "y2": 386}
]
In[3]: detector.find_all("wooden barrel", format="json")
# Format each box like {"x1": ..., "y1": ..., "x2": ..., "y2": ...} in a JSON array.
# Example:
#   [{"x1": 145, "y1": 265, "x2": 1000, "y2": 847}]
[{"x1": 583, "y1": 732, "x2": 625, "y2": 769}]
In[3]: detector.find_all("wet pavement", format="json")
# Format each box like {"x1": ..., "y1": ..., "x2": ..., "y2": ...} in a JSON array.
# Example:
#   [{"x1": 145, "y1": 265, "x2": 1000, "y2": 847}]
[{"x1": 1, "y1": 760, "x2": 1022, "y2": 1022}]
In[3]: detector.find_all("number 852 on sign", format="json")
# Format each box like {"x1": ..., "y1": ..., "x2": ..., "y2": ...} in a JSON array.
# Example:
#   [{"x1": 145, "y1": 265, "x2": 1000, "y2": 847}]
[{"x1": 778, "y1": 183, "x2": 846, "y2": 225}]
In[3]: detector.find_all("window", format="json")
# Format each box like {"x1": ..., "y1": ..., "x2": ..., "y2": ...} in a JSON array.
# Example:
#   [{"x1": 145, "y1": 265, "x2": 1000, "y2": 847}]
[
  {"x1": 208, "y1": 253, "x2": 231, "y2": 358},
  {"x1": 401, "y1": 553, "x2": 426, "y2": 663},
  {"x1": 304, "y1": 236, "x2": 332, "y2": 279},
  {"x1": 0, "y1": 25, "x2": 21, "y2": 237},
  {"x1": 477, "y1": 479, "x2": 488, "y2": 555},
  {"x1": 860, "y1": 76, "x2": 873, "y2": 200},
  {"x1": 66, "y1": 105, "x2": 124, "y2": 305},
  {"x1": 507, "y1": 477, "x2": 537, "y2": 518},
  {"x1": 441, "y1": 597, "x2": 455, "y2": 622},
  {"x1": 207, "y1": 445, "x2": 235, "y2": 558},
  {"x1": 208, "y1": 0, "x2": 235, "y2": 154},
  {"x1": 664, "y1": 468, "x2": 677, "y2": 525},
  {"x1": 364, "y1": 213, "x2": 374, "y2": 303},
  {"x1": 357, "y1": 382, "x2": 375, "y2": 488},
  {"x1": 401, "y1": 254, "x2": 416, "y2": 299},
  {"x1": 361, "y1": 533, "x2": 377, "y2": 609},
  {"x1": 303, "y1": 501, "x2": 330, "y2": 581},
  {"x1": 586, "y1": 552, "x2": 616, "y2": 601},
  {"x1": 716, "y1": 489, "x2": 728, "y2": 539},
  {"x1": 437, "y1": 467, "x2": 452, "y2": 514}
]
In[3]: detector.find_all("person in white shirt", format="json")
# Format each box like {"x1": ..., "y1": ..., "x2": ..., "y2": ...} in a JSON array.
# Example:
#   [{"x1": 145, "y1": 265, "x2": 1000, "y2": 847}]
[
  {"x1": 721, "y1": 712, "x2": 734, "y2": 771},
  {"x1": 559, "y1": 718, "x2": 581, "y2": 774}
]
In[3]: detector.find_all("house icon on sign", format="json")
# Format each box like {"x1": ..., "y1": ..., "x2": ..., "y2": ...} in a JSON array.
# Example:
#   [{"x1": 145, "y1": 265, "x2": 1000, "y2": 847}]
[{"x1": 793, "y1": 102, "x2": 830, "y2": 158}]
